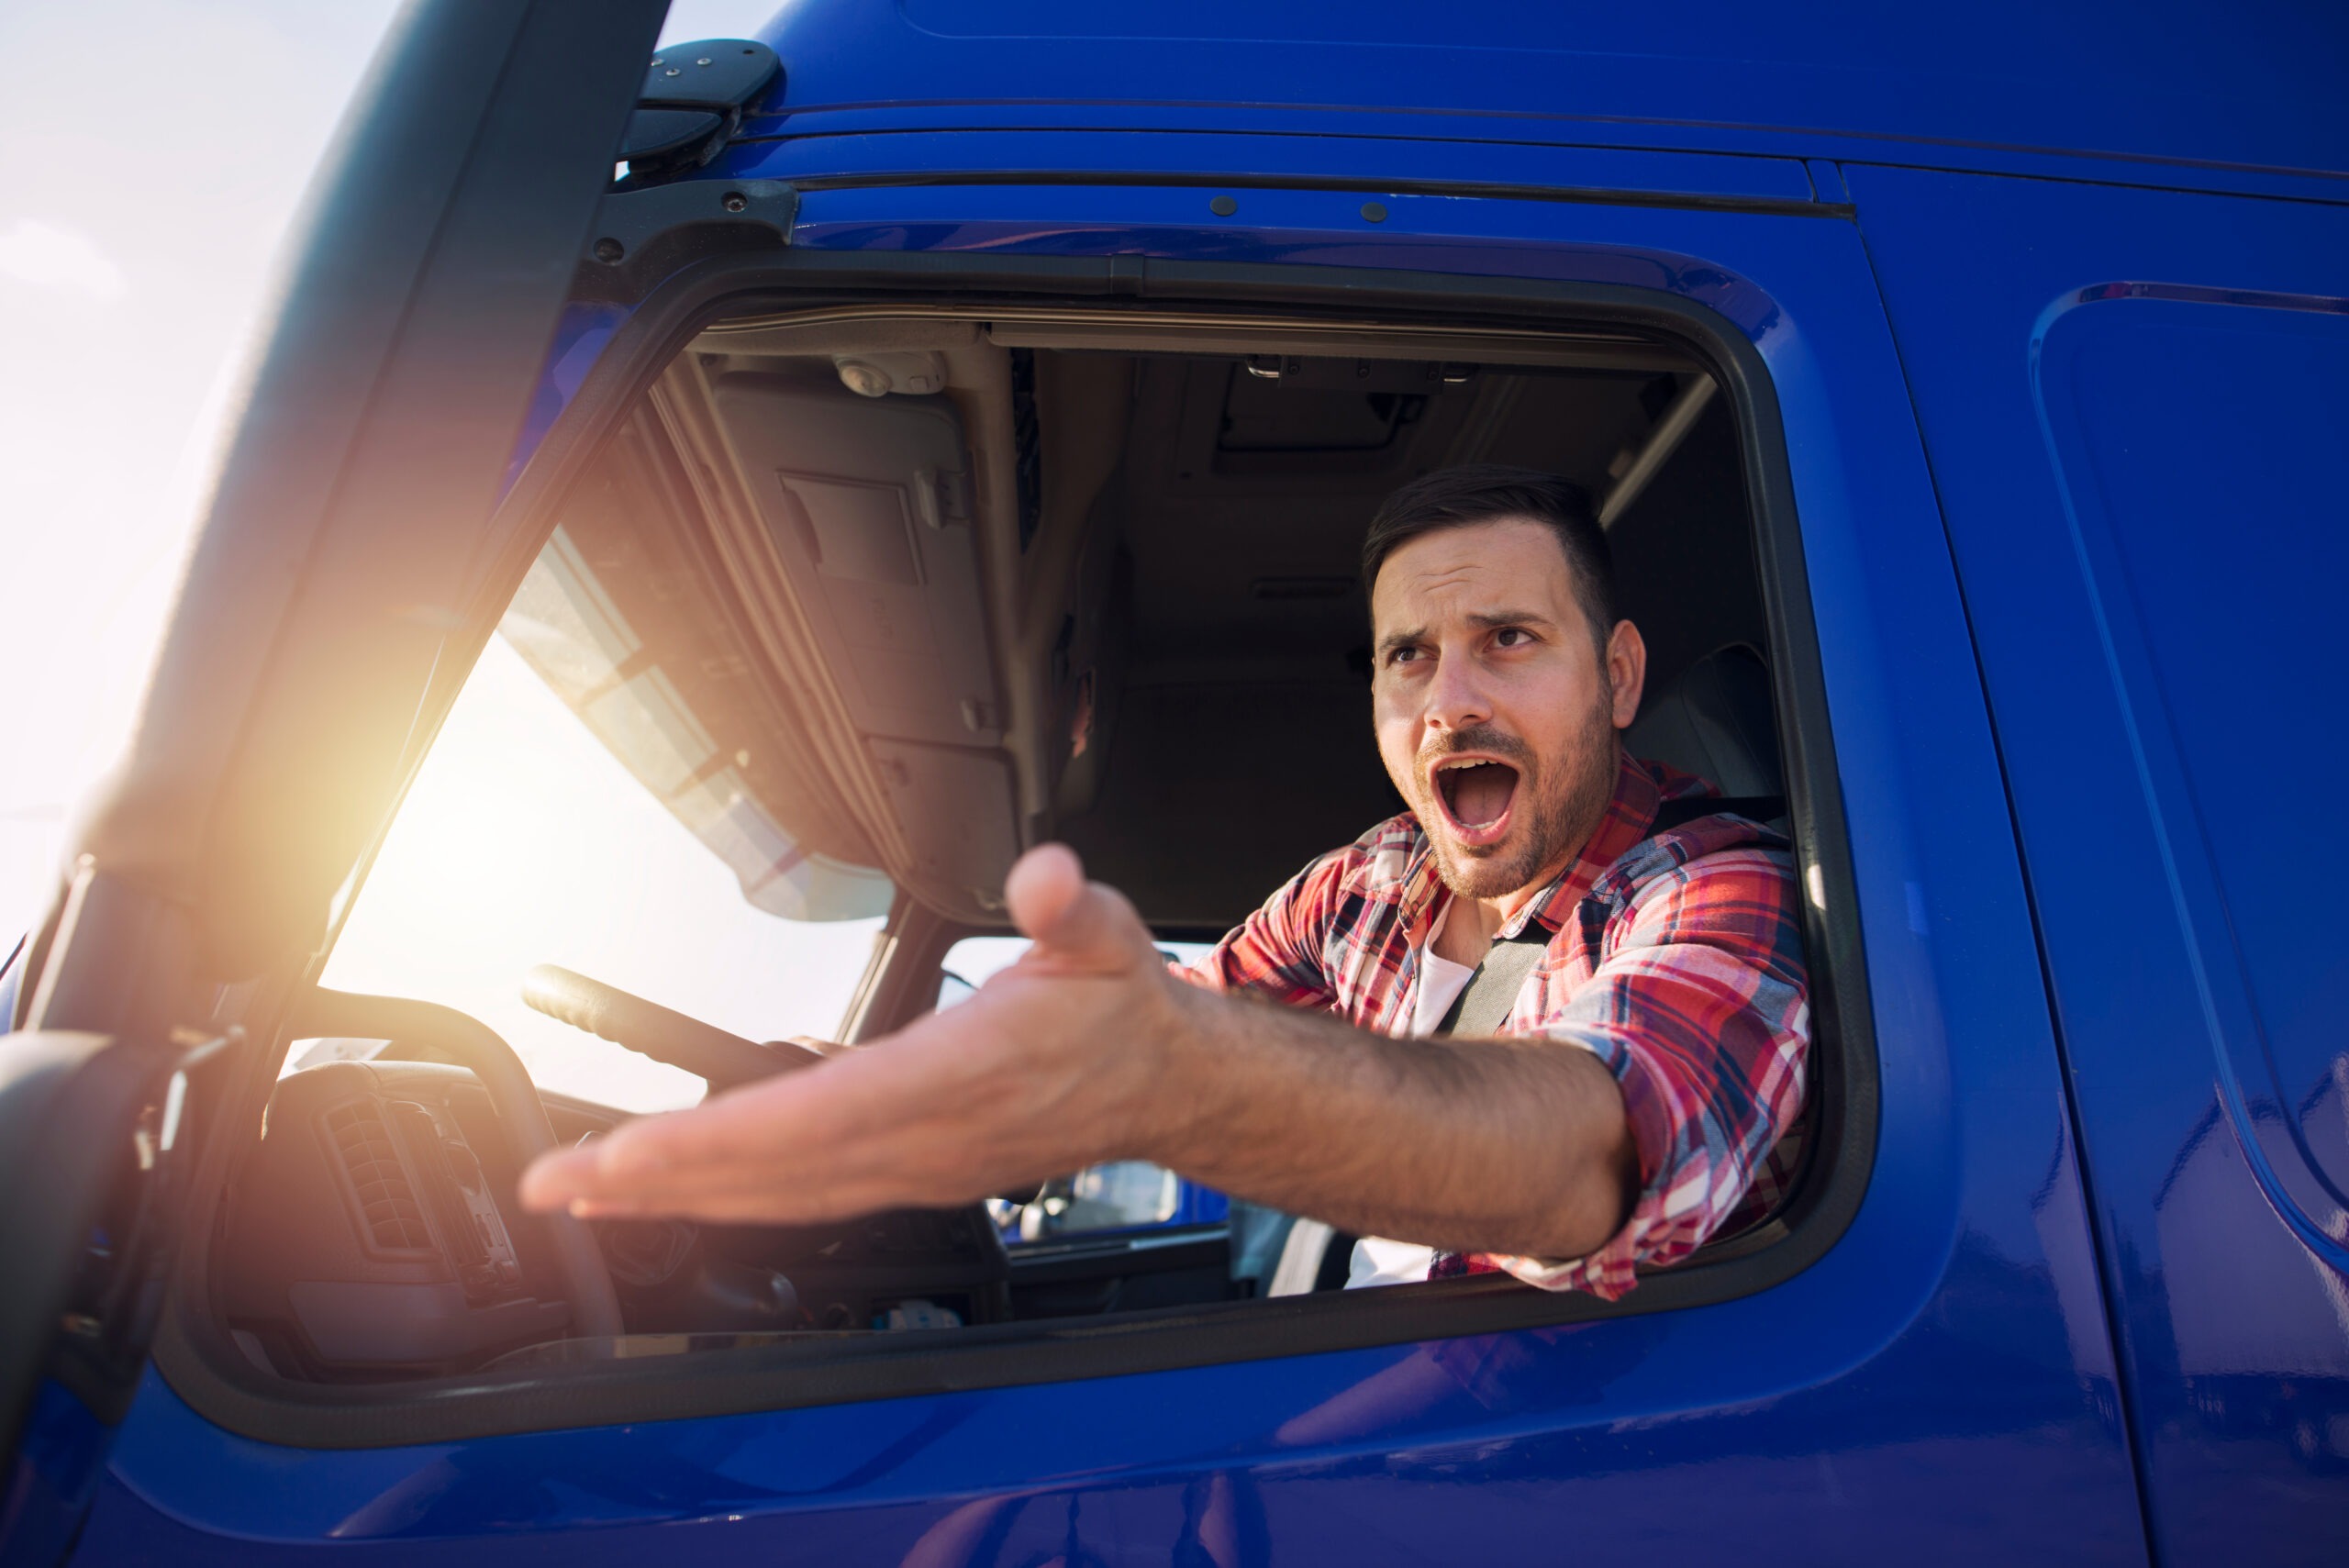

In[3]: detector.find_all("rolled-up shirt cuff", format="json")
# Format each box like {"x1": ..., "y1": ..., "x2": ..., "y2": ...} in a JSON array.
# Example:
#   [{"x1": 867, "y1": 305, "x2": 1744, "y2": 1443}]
[{"x1": 1464, "y1": 1029, "x2": 1683, "y2": 1301}]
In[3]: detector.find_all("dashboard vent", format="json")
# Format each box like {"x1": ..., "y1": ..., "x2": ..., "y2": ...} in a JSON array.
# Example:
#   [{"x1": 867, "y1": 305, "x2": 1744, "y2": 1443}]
[
  {"x1": 388, "y1": 1101, "x2": 493, "y2": 1283},
  {"x1": 325, "y1": 1100, "x2": 430, "y2": 1251}
]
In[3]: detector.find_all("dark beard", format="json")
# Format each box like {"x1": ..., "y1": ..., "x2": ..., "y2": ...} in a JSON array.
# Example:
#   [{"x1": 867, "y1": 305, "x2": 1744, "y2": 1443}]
[{"x1": 1413, "y1": 694, "x2": 1620, "y2": 902}]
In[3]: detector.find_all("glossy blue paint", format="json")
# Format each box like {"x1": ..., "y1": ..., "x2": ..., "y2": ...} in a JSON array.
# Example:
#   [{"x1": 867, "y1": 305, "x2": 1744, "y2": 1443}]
[
  {"x1": 498, "y1": 302, "x2": 631, "y2": 500},
  {"x1": 706, "y1": 128, "x2": 1824, "y2": 207},
  {"x1": 1167, "y1": 1182, "x2": 1229, "y2": 1229},
  {"x1": 2, "y1": 1383, "x2": 113, "y2": 1567},
  {"x1": 2040, "y1": 296, "x2": 2349, "y2": 1259},
  {"x1": 1848, "y1": 166, "x2": 2349, "y2": 1566},
  {"x1": 738, "y1": 0, "x2": 2349, "y2": 201},
  {"x1": 79, "y1": 171, "x2": 2147, "y2": 1562}
]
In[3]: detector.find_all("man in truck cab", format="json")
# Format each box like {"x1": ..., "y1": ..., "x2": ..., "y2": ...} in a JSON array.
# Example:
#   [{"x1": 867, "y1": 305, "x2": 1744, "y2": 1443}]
[{"x1": 521, "y1": 465, "x2": 1810, "y2": 1297}]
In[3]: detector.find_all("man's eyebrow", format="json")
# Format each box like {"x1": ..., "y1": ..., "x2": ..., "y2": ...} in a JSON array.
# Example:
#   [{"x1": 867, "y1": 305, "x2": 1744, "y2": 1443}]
[
  {"x1": 1466, "y1": 608, "x2": 1557, "y2": 631},
  {"x1": 1374, "y1": 609, "x2": 1559, "y2": 657}
]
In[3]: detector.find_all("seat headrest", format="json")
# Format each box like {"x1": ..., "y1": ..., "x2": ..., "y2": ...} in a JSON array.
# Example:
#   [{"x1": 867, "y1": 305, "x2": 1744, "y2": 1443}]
[{"x1": 1622, "y1": 644, "x2": 1782, "y2": 799}]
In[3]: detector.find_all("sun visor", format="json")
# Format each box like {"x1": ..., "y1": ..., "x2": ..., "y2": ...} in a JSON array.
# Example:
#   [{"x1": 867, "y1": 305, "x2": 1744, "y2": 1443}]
[
  {"x1": 711, "y1": 375, "x2": 1001, "y2": 745},
  {"x1": 702, "y1": 372, "x2": 1020, "y2": 919}
]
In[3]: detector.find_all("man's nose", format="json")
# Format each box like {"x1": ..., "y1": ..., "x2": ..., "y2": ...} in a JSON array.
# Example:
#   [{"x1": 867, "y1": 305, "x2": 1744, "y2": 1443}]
[{"x1": 1421, "y1": 648, "x2": 1493, "y2": 735}]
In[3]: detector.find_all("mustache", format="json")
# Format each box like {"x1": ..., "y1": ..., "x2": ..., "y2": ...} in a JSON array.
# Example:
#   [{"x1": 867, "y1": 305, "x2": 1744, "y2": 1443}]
[{"x1": 1417, "y1": 725, "x2": 1535, "y2": 774}]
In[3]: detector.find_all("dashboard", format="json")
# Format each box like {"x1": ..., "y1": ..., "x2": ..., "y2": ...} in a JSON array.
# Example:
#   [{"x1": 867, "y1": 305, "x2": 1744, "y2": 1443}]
[{"x1": 217, "y1": 1059, "x2": 1015, "y2": 1380}]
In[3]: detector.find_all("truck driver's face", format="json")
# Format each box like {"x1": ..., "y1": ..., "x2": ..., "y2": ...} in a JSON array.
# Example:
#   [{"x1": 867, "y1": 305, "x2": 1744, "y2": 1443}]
[{"x1": 1370, "y1": 517, "x2": 1645, "y2": 902}]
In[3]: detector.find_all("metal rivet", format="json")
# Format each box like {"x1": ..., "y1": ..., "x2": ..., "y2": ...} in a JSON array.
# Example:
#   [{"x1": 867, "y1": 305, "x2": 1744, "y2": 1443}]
[
  {"x1": 1361, "y1": 201, "x2": 1388, "y2": 222},
  {"x1": 592, "y1": 237, "x2": 624, "y2": 263},
  {"x1": 664, "y1": 67, "x2": 681, "y2": 76},
  {"x1": 696, "y1": 57, "x2": 713, "y2": 65},
  {"x1": 721, "y1": 192, "x2": 748, "y2": 212},
  {"x1": 651, "y1": 56, "x2": 662, "y2": 65},
  {"x1": 1208, "y1": 195, "x2": 1237, "y2": 217}
]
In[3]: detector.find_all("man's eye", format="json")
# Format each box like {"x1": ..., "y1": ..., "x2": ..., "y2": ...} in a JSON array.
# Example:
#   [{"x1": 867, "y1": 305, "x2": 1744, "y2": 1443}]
[
  {"x1": 1493, "y1": 628, "x2": 1531, "y2": 647},
  {"x1": 1387, "y1": 647, "x2": 1423, "y2": 665}
]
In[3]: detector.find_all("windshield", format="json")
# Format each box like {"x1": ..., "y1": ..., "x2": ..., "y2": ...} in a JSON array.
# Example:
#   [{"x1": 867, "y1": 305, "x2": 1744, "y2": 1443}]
[{"x1": 318, "y1": 628, "x2": 885, "y2": 1114}]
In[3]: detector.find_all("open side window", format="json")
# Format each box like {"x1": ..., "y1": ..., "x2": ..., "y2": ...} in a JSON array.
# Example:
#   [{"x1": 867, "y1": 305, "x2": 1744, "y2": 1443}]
[{"x1": 154, "y1": 265, "x2": 1871, "y2": 1448}]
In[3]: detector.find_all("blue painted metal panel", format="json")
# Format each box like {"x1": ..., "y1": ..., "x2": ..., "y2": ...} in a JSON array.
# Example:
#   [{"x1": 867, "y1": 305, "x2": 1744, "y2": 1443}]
[
  {"x1": 706, "y1": 128, "x2": 1821, "y2": 206},
  {"x1": 76, "y1": 172, "x2": 2143, "y2": 1562},
  {"x1": 732, "y1": 101, "x2": 2349, "y2": 213},
  {"x1": 1850, "y1": 165, "x2": 2349, "y2": 1566},
  {"x1": 1168, "y1": 1181, "x2": 1230, "y2": 1229},
  {"x1": 2, "y1": 1383, "x2": 114, "y2": 1568},
  {"x1": 2038, "y1": 297, "x2": 2349, "y2": 1234},
  {"x1": 738, "y1": 0, "x2": 2349, "y2": 186},
  {"x1": 498, "y1": 302, "x2": 631, "y2": 500}
]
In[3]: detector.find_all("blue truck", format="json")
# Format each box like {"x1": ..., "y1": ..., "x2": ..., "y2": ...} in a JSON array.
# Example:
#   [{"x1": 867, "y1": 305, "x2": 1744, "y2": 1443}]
[{"x1": 2, "y1": 1, "x2": 2344, "y2": 1562}]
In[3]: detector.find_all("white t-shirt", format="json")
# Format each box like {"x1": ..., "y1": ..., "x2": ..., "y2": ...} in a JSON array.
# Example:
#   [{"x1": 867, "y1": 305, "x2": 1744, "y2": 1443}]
[{"x1": 1348, "y1": 903, "x2": 1483, "y2": 1288}]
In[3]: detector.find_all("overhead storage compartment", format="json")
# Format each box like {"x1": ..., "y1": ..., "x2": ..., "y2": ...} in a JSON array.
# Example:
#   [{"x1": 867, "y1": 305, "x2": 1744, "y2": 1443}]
[{"x1": 710, "y1": 373, "x2": 1002, "y2": 750}]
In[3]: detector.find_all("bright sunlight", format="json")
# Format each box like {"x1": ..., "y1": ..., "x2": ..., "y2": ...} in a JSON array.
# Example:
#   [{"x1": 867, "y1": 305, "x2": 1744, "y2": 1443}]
[{"x1": 320, "y1": 636, "x2": 884, "y2": 1112}]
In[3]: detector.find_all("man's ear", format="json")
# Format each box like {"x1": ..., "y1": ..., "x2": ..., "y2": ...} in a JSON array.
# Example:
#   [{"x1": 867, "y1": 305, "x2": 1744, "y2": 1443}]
[{"x1": 1606, "y1": 620, "x2": 1647, "y2": 728}]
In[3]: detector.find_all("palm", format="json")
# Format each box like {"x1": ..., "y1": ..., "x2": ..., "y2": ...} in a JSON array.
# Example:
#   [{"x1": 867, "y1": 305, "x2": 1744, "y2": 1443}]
[{"x1": 518, "y1": 846, "x2": 1178, "y2": 1224}]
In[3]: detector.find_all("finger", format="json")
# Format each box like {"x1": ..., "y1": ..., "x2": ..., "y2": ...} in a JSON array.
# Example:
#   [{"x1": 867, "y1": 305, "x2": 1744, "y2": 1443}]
[
  {"x1": 1004, "y1": 843, "x2": 1158, "y2": 974},
  {"x1": 566, "y1": 1177, "x2": 919, "y2": 1226},
  {"x1": 517, "y1": 1087, "x2": 830, "y2": 1212},
  {"x1": 525, "y1": 1135, "x2": 873, "y2": 1218},
  {"x1": 784, "y1": 1033, "x2": 849, "y2": 1058},
  {"x1": 542, "y1": 1029, "x2": 965, "y2": 1197},
  {"x1": 518, "y1": 1142, "x2": 612, "y2": 1211},
  {"x1": 1004, "y1": 842, "x2": 1086, "y2": 940},
  {"x1": 531, "y1": 1118, "x2": 1002, "y2": 1222},
  {"x1": 558, "y1": 1163, "x2": 899, "y2": 1218},
  {"x1": 583, "y1": 1089, "x2": 828, "y2": 1185}
]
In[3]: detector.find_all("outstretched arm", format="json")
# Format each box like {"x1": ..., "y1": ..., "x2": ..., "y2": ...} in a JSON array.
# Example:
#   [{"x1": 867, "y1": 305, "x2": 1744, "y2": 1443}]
[{"x1": 518, "y1": 844, "x2": 1637, "y2": 1262}]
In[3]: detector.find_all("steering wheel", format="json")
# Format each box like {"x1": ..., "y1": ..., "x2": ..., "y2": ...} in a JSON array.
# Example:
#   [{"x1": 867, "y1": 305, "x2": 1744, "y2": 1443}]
[
  {"x1": 520, "y1": 966, "x2": 1014, "y2": 1325},
  {"x1": 521, "y1": 964, "x2": 823, "y2": 1088},
  {"x1": 292, "y1": 987, "x2": 625, "y2": 1340}
]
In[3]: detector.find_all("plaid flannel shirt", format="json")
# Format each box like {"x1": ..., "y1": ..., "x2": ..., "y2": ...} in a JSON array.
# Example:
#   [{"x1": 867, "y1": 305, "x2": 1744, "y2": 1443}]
[{"x1": 1184, "y1": 750, "x2": 1809, "y2": 1300}]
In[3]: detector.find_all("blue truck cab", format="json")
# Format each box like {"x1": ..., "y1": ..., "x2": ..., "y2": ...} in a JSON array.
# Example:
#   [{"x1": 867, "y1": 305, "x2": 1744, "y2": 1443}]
[{"x1": 1, "y1": 3, "x2": 2344, "y2": 1562}]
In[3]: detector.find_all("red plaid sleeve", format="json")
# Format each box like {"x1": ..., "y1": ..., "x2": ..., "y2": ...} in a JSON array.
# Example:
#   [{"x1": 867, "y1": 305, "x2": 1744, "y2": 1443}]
[
  {"x1": 1183, "y1": 839, "x2": 1370, "y2": 1010},
  {"x1": 1484, "y1": 832, "x2": 1809, "y2": 1299}
]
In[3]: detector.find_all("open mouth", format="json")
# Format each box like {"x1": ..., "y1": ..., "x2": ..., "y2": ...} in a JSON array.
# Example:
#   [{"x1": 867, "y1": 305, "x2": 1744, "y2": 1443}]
[{"x1": 1431, "y1": 755, "x2": 1521, "y2": 848}]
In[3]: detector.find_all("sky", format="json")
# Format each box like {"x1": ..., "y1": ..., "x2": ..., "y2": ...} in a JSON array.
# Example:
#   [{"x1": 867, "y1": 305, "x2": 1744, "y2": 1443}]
[{"x1": 0, "y1": 1, "x2": 843, "y2": 1108}]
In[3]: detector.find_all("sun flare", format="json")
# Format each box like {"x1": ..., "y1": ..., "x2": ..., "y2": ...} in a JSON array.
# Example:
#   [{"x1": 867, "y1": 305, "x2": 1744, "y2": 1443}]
[{"x1": 319, "y1": 637, "x2": 883, "y2": 1111}]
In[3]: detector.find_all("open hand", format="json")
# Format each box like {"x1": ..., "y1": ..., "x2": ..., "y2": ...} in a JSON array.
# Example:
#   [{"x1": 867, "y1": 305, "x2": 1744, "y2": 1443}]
[{"x1": 517, "y1": 845, "x2": 1196, "y2": 1225}]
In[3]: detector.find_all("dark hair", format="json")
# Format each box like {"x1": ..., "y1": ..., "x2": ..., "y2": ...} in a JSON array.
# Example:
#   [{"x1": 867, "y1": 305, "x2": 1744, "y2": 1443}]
[{"x1": 1361, "y1": 465, "x2": 1616, "y2": 651}]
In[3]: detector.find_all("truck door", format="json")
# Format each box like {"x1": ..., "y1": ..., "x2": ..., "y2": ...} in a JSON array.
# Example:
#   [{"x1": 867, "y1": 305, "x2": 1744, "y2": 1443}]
[
  {"x1": 1854, "y1": 169, "x2": 2349, "y2": 1563},
  {"x1": 0, "y1": 1, "x2": 667, "y2": 1559},
  {"x1": 69, "y1": 115, "x2": 2149, "y2": 1560}
]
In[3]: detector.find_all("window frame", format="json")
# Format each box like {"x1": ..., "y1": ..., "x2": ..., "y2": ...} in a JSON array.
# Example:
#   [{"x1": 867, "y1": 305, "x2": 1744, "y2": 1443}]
[{"x1": 155, "y1": 248, "x2": 1877, "y2": 1449}]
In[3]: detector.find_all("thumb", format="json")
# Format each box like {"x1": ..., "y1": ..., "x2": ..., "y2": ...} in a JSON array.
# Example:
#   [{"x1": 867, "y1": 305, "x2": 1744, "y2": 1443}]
[{"x1": 1003, "y1": 843, "x2": 1157, "y2": 974}]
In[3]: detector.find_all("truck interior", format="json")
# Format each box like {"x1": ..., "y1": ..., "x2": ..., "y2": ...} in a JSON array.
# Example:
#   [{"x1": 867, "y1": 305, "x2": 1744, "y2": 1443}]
[{"x1": 195, "y1": 302, "x2": 1805, "y2": 1391}]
